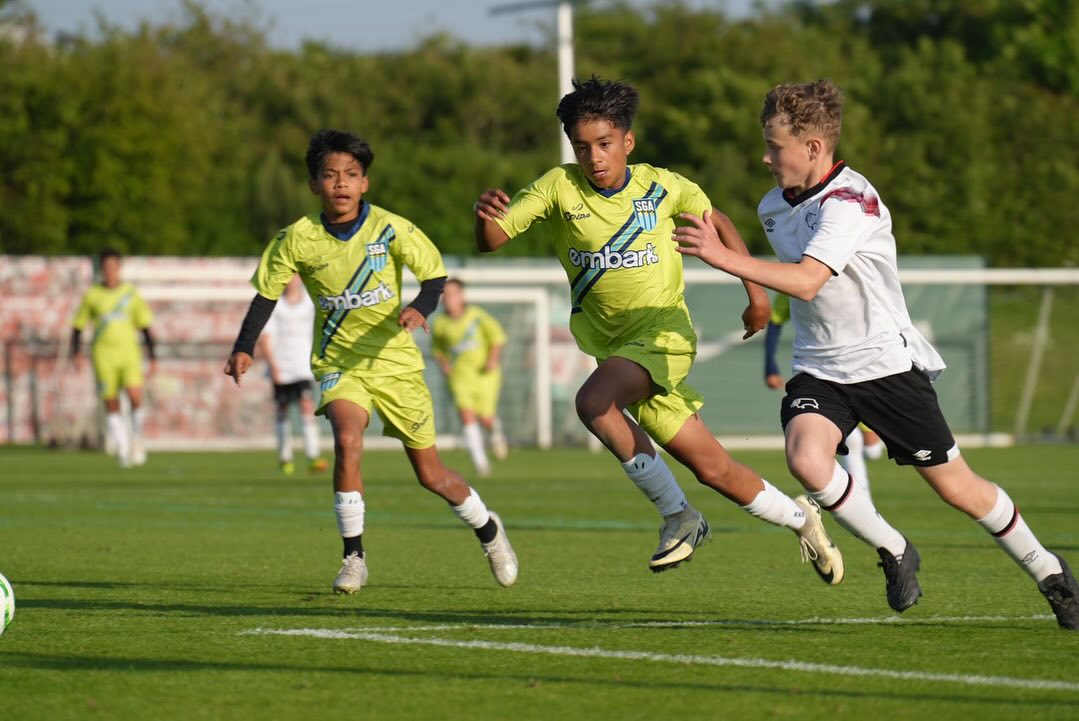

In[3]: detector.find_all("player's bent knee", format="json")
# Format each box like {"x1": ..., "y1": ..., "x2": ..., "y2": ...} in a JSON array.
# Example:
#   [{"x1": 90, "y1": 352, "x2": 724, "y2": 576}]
[
  {"x1": 786, "y1": 454, "x2": 832, "y2": 486},
  {"x1": 333, "y1": 429, "x2": 363, "y2": 456}
]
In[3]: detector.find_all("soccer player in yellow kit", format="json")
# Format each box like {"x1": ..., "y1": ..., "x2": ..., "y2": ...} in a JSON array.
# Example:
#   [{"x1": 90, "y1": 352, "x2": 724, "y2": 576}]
[
  {"x1": 225, "y1": 129, "x2": 517, "y2": 594},
  {"x1": 432, "y1": 279, "x2": 509, "y2": 476},
  {"x1": 71, "y1": 248, "x2": 156, "y2": 467},
  {"x1": 475, "y1": 76, "x2": 842, "y2": 580}
]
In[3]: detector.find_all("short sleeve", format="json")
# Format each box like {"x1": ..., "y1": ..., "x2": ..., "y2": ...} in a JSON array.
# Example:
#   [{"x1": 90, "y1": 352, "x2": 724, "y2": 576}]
[
  {"x1": 130, "y1": 289, "x2": 153, "y2": 328},
  {"x1": 71, "y1": 292, "x2": 93, "y2": 329},
  {"x1": 251, "y1": 227, "x2": 298, "y2": 300},
  {"x1": 802, "y1": 189, "x2": 881, "y2": 274},
  {"x1": 495, "y1": 169, "x2": 558, "y2": 239},
  {"x1": 478, "y1": 308, "x2": 507, "y2": 346},
  {"x1": 668, "y1": 171, "x2": 712, "y2": 218},
  {"x1": 393, "y1": 221, "x2": 446, "y2": 283}
]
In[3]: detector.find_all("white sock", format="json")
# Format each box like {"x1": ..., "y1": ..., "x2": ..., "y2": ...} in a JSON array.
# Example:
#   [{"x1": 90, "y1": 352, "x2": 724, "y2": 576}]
[
  {"x1": 488, "y1": 417, "x2": 508, "y2": 458},
  {"x1": 741, "y1": 479, "x2": 806, "y2": 530},
  {"x1": 131, "y1": 407, "x2": 146, "y2": 444},
  {"x1": 106, "y1": 412, "x2": 130, "y2": 463},
  {"x1": 622, "y1": 452, "x2": 688, "y2": 518},
  {"x1": 811, "y1": 461, "x2": 906, "y2": 556},
  {"x1": 977, "y1": 485, "x2": 1061, "y2": 582},
  {"x1": 275, "y1": 416, "x2": 292, "y2": 462},
  {"x1": 463, "y1": 422, "x2": 490, "y2": 475},
  {"x1": 334, "y1": 491, "x2": 365, "y2": 538},
  {"x1": 839, "y1": 427, "x2": 870, "y2": 492},
  {"x1": 863, "y1": 434, "x2": 884, "y2": 460},
  {"x1": 452, "y1": 489, "x2": 491, "y2": 530},
  {"x1": 302, "y1": 418, "x2": 320, "y2": 460}
]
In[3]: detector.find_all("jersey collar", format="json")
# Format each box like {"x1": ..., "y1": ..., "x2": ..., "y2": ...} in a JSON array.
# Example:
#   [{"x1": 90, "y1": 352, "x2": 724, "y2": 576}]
[
  {"x1": 320, "y1": 200, "x2": 370, "y2": 241},
  {"x1": 782, "y1": 161, "x2": 846, "y2": 207},
  {"x1": 590, "y1": 168, "x2": 632, "y2": 198}
]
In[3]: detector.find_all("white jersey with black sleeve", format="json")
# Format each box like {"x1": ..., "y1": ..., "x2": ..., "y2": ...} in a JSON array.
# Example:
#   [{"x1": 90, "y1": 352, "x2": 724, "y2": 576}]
[{"x1": 757, "y1": 162, "x2": 945, "y2": 384}]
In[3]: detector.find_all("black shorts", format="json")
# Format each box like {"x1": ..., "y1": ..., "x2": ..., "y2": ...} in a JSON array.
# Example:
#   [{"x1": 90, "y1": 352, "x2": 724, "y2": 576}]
[
  {"x1": 780, "y1": 368, "x2": 958, "y2": 467},
  {"x1": 273, "y1": 380, "x2": 315, "y2": 407}
]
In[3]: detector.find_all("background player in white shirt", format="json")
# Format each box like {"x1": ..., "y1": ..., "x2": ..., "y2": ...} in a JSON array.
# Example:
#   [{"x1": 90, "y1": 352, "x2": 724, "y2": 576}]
[
  {"x1": 257, "y1": 274, "x2": 328, "y2": 475},
  {"x1": 673, "y1": 79, "x2": 1078, "y2": 630}
]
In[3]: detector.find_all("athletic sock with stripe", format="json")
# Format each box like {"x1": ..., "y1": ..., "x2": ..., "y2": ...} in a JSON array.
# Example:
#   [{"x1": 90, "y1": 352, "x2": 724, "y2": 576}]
[
  {"x1": 810, "y1": 461, "x2": 906, "y2": 557},
  {"x1": 977, "y1": 485, "x2": 1061, "y2": 582}
]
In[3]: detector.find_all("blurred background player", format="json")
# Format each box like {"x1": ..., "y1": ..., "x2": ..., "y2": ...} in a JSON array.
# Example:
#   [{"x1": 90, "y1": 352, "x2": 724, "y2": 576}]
[
  {"x1": 256, "y1": 274, "x2": 328, "y2": 475},
  {"x1": 475, "y1": 76, "x2": 842, "y2": 582},
  {"x1": 225, "y1": 129, "x2": 517, "y2": 594},
  {"x1": 763, "y1": 292, "x2": 883, "y2": 491},
  {"x1": 431, "y1": 278, "x2": 509, "y2": 477},
  {"x1": 70, "y1": 247, "x2": 156, "y2": 467}
]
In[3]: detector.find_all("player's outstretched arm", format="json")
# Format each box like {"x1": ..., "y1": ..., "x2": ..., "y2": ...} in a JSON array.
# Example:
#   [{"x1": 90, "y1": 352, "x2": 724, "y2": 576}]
[
  {"x1": 707, "y1": 208, "x2": 770, "y2": 338},
  {"x1": 674, "y1": 211, "x2": 832, "y2": 302},
  {"x1": 474, "y1": 189, "x2": 511, "y2": 253},
  {"x1": 225, "y1": 294, "x2": 277, "y2": 386}
]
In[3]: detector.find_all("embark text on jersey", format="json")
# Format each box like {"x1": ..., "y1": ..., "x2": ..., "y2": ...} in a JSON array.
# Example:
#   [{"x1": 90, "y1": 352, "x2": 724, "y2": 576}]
[
  {"x1": 568, "y1": 243, "x2": 659, "y2": 271},
  {"x1": 318, "y1": 282, "x2": 395, "y2": 311}
]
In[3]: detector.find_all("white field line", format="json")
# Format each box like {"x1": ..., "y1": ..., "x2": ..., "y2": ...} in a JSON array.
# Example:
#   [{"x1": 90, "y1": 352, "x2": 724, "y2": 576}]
[
  {"x1": 242, "y1": 613, "x2": 1054, "y2": 636},
  {"x1": 242, "y1": 626, "x2": 1079, "y2": 692}
]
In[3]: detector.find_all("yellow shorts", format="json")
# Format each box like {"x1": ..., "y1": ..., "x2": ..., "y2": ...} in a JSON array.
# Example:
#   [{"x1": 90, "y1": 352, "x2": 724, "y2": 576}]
[
  {"x1": 605, "y1": 343, "x2": 704, "y2": 446},
  {"x1": 92, "y1": 351, "x2": 144, "y2": 400},
  {"x1": 449, "y1": 368, "x2": 502, "y2": 418},
  {"x1": 315, "y1": 369, "x2": 436, "y2": 449}
]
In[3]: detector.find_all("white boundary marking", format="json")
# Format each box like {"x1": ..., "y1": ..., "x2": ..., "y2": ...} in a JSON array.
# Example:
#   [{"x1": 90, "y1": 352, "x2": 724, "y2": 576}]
[{"x1": 241, "y1": 614, "x2": 1079, "y2": 693}]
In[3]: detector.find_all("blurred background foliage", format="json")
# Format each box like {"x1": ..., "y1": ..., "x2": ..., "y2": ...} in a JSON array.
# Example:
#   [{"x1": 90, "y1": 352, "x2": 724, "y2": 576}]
[{"x1": 0, "y1": 0, "x2": 1076, "y2": 264}]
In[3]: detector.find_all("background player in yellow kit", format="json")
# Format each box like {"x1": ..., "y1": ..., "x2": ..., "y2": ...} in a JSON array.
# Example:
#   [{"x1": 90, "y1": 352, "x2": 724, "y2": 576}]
[
  {"x1": 71, "y1": 248, "x2": 156, "y2": 468},
  {"x1": 474, "y1": 76, "x2": 842, "y2": 581},
  {"x1": 224, "y1": 129, "x2": 516, "y2": 594},
  {"x1": 432, "y1": 278, "x2": 509, "y2": 477}
]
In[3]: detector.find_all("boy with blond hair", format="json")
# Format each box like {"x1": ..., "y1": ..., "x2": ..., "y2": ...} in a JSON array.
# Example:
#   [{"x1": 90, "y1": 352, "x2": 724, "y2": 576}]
[{"x1": 673, "y1": 79, "x2": 1078, "y2": 629}]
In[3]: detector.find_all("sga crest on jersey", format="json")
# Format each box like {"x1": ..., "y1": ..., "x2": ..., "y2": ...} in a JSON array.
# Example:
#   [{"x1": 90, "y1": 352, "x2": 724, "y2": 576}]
[
  {"x1": 366, "y1": 241, "x2": 389, "y2": 271},
  {"x1": 632, "y1": 198, "x2": 658, "y2": 231}
]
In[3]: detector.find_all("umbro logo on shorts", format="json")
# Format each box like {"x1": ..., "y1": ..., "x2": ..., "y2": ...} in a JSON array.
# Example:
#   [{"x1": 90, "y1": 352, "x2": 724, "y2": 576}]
[
  {"x1": 319, "y1": 372, "x2": 341, "y2": 392},
  {"x1": 790, "y1": 397, "x2": 820, "y2": 410},
  {"x1": 913, "y1": 449, "x2": 933, "y2": 461}
]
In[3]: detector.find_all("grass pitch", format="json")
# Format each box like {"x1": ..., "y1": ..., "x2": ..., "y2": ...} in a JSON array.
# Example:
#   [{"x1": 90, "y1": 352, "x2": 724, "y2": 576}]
[{"x1": 2, "y1": 444, "x2": 1078, "y2": 720}]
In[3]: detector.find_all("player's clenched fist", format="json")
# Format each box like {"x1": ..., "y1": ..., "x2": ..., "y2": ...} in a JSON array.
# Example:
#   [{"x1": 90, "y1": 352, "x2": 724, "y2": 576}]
[{"x1": 474, "y1": 189, "x2": 510, "y2": 221}]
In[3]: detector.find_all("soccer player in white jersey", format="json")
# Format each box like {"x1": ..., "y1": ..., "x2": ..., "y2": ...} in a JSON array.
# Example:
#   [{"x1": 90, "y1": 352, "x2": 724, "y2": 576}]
[
  {"x1": 225, "y1": 129, "x2": 517, "y2": 594},
  {"x1": 257, "y1": 274, "x2": 328, "y2": 475},
  {"x1": 475, "y1": 75, "x2": 843, "y2": 582},
  {"x1": 673, "y1": 79, "x2": 1078, "y2": 629}
]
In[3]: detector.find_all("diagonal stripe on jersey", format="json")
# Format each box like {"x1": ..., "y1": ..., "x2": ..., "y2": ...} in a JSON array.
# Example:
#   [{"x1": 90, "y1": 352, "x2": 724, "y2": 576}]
[
  {"x1": 318, "y1": 225, "x2": 396, "y2": 357},
  {"x1": 571, "y1": 184, "x2": 668, "y2": 311}
]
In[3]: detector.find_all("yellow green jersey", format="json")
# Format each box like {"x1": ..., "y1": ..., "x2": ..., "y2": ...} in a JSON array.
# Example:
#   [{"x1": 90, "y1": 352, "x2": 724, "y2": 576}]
[
  {"x1": 495, "y1": 163, "x2": 711, "y2": 359},
  {"x1": 771, "y1": 293, "x2": 791, "y2": 325},
  {"x1": 71, "y1": 282, "x2": 153, "y2": 359},
  {"x1": 251, "y1": 202, "x2": 447, "y2": 378},
  {"x1": 431, "y1": 306, "x2": 507, "y2": 375}
]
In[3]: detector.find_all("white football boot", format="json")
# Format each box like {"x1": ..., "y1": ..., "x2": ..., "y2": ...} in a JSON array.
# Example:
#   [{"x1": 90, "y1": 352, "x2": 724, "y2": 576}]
[
  {"x1": 481, "y1": 512, "x2": 518, "y2": 587},
  {"x1": 333, "y1": 552, "x2": 368, "y2": 594},
  {"x1": 649, "y1": 505, "x2": 711, "y2": 573},
  {"x1": 793, "y1": 495, "x2": 844, "y2": 585}
]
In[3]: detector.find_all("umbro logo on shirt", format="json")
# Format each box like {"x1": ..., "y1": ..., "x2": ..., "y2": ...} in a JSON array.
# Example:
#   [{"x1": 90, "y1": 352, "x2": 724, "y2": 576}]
[
  {"x1": 764, "y1": 218, "x2": 776, "y2": 233},
  {"x1": 563, "y1": 202, "x2": 591, "y2": 222}
]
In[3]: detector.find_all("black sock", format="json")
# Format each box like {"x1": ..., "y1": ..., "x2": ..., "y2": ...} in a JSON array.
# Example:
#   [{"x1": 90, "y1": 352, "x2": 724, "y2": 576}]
[
  {"x1": 474, "y1": 518, "x2": 498, "y2": 544},
  {"x1": 343, "y1": 535, "x2": 364, "y2": 558}
]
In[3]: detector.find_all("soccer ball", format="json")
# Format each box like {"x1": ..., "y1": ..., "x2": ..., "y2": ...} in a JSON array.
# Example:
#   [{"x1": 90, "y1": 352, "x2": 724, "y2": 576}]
[{"x1": 0, "y1": 572, "x2": 13, "y2": 636}]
